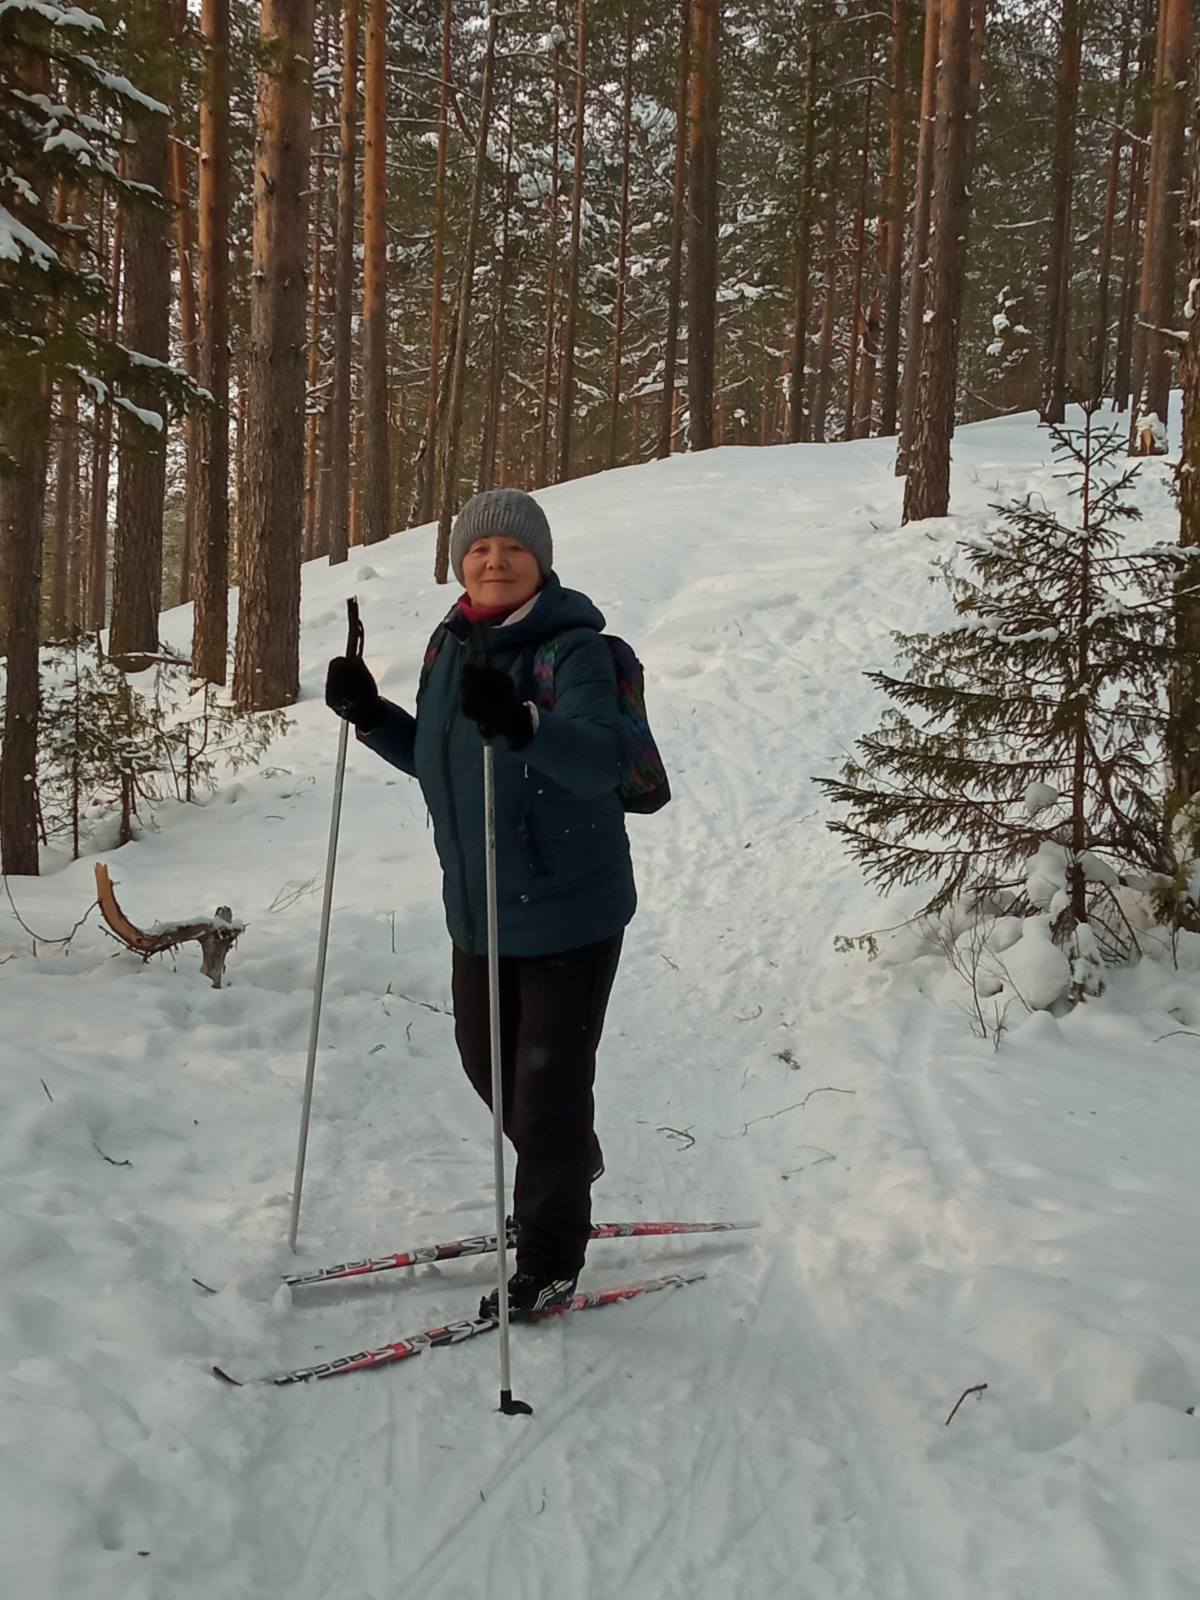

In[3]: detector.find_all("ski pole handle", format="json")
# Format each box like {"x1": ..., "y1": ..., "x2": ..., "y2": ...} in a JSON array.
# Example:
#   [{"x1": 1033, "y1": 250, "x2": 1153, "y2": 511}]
[{"x1": 346, "y1": 596, "x2": 363, "y2": 661}]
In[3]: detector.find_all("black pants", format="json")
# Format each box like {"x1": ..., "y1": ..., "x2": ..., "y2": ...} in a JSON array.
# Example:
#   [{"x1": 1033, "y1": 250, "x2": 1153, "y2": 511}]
[{"x1": 452, "y1": 933, "x2": 623, "y2": 1278}]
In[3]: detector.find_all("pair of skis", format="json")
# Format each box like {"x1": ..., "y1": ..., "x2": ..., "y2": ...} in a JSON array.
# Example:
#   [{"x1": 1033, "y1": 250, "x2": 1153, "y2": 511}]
[{"x1": 213, "y1": 1219, "x2": 758, "y2": 1389}]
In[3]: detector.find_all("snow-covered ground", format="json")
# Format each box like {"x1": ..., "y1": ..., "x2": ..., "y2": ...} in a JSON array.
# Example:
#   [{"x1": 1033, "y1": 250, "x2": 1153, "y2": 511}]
[{"x1": 3, "y1": 412, "x2": 1199, "y2": 1600}]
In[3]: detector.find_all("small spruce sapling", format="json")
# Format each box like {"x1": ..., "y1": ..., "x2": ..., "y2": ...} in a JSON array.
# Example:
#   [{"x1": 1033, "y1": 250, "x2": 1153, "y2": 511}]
[
  {"x1": 817, "y1": 408, "x2": 1200, "y2": 1001},
  {"x1": 33, "y1": 641, "x2": 290, "y2": 855}
]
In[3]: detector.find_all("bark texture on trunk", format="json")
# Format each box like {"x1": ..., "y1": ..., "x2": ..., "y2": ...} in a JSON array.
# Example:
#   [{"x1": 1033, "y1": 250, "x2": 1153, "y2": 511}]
[
  {"x1": 1173, "y1": 49, "x2": 1200, "y2": 800},
  {"x1": 658, "y1": 0, "x2": 691, "y2": 458},
  {"x1": 878, "y1": 0, "x2": 908, "y2": 437},
  {"x1": 318, "y1": 0, "x2": 358, "y2": 563},
  {"x1": 417, "y1": 0, "x2": 452, "y2": 523},
  {"x1": 686, "y1": 0, "x2": 720, "y2": 451},
  {"x1": 360, "y1": 0, "x2": 389, "y2": 544},
  {"x1": 789, "y1": 31, "x2": 818, "y2": 444},
  {"x1": 193, "y1": 0, "x2": 231, "y2": 684},
  {"x1": 434, "y1": 11, "x2": 498, "y2": 580},
  {"x1": 110, "y1": 0, "x2": 173, "y2": 669},
  {"x1": 845, "y1": 19, "x2": 878, "y2": 440},
  {"x1": 1113, "y1": 0, "x2": 1157, "y2": 413},
  {"x1": 0, "y1": 402, "x2": 50, "y2": 875},
  {"x1": 902, "y1": 0, "x2": 983, "y2": 524},
  {"x1": 85, "y1": 183, "x2": 122, "y2": 632},
  {"x1": 896, "y1": 0, "x2": 941, "y2": 475},
  {"x1": 232, "y1": 0, "x2": 314, "y2": 711},
  {"x1": 607, "y1": 7, "x2": 635, "y2": 470},
  {"x1": 1090, "y1": 3, "x2": 1132, "y2": 403},
  {"x1": 171, "y1": 0, "x2": 200, "y2": 605},
  {"x1": 1039, "y1": 0, "x2": 1083, "y2": 425},
  {"x1": 556, "y1": 0, "x2": 588, "y2": 483},
  {"x1": 1130, "y1": 0, "x2": 1191, "y2": 454},
  {"x1": 812, "y1": 132, "x2": 842, "y2": 445}
]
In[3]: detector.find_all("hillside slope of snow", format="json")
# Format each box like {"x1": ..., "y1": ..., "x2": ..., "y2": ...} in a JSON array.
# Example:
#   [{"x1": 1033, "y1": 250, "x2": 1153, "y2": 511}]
[{"x1": 3, "y1": 414, "x2": 1199, "y2": 1599}]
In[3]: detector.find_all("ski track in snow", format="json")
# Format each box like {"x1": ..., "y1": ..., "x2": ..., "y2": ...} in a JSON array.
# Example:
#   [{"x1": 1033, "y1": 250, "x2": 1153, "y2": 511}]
[{"x1": 3, "y1": 413, "x2": 1200, "y2": 1598}]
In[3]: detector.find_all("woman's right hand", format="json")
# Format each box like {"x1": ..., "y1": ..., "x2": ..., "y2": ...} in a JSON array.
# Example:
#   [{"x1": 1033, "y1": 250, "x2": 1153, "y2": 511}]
[{"x1": 325, "y1": 655, "x2": 383, "y2": 731}]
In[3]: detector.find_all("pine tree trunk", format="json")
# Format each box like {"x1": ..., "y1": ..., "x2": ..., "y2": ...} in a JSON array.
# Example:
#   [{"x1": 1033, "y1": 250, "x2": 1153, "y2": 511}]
[
  {"x1": 812, "y1": 133, "x2": 842, "y2": 445},
  {"x1": 86, "y1": 182, "x2": 121, "y2": 632},
  {"x1": 0, "y1": 396, "x2": 50, "y2": 875},
  {"x1": 434, "y1": 11, "x2": 498, "y2": 580},
  {"x1": 686, "y1": 0, "x2": 721, "y2": 452},
  {"x1": 359, "y1": 0, "x2": 389, "y2": 544},
  {"x1": 48, "y1": 177, "x2": 85, "y2": 639},
  {"x1": 878, "y1": 0, "x2": 909, "y2": 437},
  {"x1": 302, "y1": 10, "x2": 330, "y2": 565},
  {"x1": 556, "y1": 0, "x2": 588, "y2": 483},
  {"x1": 232, "y1": 0, "x2": 314, "y2": 711},
  {"x1": 1130, "y1": 0, "x2": 1191, "y2": 454},
  {"x1": 234, "y1": 351, "x2": 247, "y2": 542},
  {"x1": 789, "y1": 31, "x2": 818, "y2": 444},
  {"x1": 416, "y1": 0, "x2": 452, "y2": 522},
  {"x1": 1127, "y1": 0, "x2": 1170, "y2": 431},
  {"x1": 317, "y1": 0, "x2": 358, "y2": 563},
  {"x1": 1039, "y1": 0, "x2": 1083, "y2": 425},
  {"x1": 1113, "y1": 0, "x2": 1156, "y2": 414},
  {"x1": 858, "y1": 177, "x2": 888, "y2": 441},
  {"x1": 902, "y1": 0, "x2": 984, "y2": 524},
  {"x1": 608, "y1": 6, "x2": 635, "y2": 470},
  {"x1": 1172, "y1": 48, "x2": 1200, "y2": 801},
  {"x1": 0, "y1": 24, "x2": 50, "y2": 872},
  {"x1": 1114, "y1": 140, "x2": 1149, "y2": 412},
  {"x1": 536, "y1": 5, "x2": 565, "y2": 484},
  {"x1": 480, "y1": 94, "x2": 515, "y2": 493},
  {"x1": 896, "y1": 0, "x2": 941, "y2": 476},
  {"x1": 193, "y1": 0, "x2": 231, "y2": 684},
  {"x1": 171, "y1": 136, "x2": 199, "y2": 605},
  {"x1": 350, "y1": 406, "x2": 364, "y2": 547},
  {"x1": 845, "y1": 19, "x2": 878, "y2": 440},
  {"x1": 172, "y1": 0, "x2": 199, "y2": 605},
  {"x1": 390, "y1": 381, "x2": 405, "y2": 527},
  {"x1": 110, "y1": 0, "x2": 173, "y2": 669},
  {"x1": 48, "y1": 377, "x2": 79, "y2": 641},
  {"x1": 658, "y1": 0, "x2": 691, "y2": 458},
  {"x1": 1090, "y1": 2, "x2": 1133, "y2": 403}
]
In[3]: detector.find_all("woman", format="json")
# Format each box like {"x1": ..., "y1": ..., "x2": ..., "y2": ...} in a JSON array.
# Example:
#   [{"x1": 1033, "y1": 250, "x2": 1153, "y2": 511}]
[{"x1": 325, "y1": 487, "x2": 636, "y2": 1317}]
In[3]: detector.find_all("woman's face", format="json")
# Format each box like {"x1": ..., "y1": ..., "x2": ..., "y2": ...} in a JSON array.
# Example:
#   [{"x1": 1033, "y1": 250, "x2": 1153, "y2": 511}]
[{"x1": 462, "y1": 537, "x2": 542, "y2": 610}]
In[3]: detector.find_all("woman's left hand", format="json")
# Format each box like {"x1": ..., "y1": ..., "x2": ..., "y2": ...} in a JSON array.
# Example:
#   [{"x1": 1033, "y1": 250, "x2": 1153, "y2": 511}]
[{"x1": 460, "y1": 663, "x2": 534, "y2": 748}]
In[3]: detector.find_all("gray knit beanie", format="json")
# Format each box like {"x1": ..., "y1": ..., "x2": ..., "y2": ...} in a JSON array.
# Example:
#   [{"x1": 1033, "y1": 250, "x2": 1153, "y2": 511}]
[{"x1": 450, "y1": 488, "x2": 553, "y2": 584}]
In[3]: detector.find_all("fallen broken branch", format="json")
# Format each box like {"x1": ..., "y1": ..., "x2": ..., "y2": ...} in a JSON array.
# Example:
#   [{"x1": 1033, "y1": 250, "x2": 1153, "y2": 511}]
[
  {"x1": 945, "y1": 1383, "x2": 988, "y2": 1426},
  {"x1": 94, "y1": 864, "x2": 243, "y2": 988}
]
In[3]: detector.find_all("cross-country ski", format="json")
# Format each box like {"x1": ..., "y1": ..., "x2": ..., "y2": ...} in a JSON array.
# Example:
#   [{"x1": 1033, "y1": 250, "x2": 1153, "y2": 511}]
[
  {"x1": 214, "y1": 1271, "x2": 705, "y2": 1388},
  {"x1": 284, "y1": 1219, "x2": 760, "y2": 1290}
]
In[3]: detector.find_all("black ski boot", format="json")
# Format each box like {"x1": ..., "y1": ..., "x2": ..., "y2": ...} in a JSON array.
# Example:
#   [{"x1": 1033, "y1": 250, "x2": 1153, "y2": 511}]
[{"x1": 480, "y1": 1270, "x2": 578, "y2": 1321}]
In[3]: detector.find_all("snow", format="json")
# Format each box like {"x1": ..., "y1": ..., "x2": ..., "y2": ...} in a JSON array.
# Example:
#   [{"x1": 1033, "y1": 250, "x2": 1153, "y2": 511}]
[
  {"x1": 0, "y1": 202, "x2": 59, "y2": 269},
  {"x1": 2, "y1": 409, "x2": 1199, "y2": 1599},
  {"x1": 112, "y1": 396, "x2": 164, "y2": 432},
  {"x1": 0, "y1": 0, "x2": 103, "y2": 29},
  {"x1": 1023, "y1": 781, "x2": 1059, "y2": 817},
  {"x1": 41, "y1": 127, "x2": 110, "y2": 173},
  {"x1": 75, "y1": 54, "x2": 170, "y2": 118}
]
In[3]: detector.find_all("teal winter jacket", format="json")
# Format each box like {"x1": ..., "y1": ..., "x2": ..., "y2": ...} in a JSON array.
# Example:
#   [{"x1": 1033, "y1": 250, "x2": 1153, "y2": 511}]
[{"x1": 360, "y1": 575, "x2": 637, "y2": 957}]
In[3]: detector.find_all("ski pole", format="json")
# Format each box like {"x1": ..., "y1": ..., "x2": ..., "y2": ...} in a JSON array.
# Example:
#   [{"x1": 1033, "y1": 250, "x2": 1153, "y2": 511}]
[
  {"x1": 289, "y1": 597, "x2": 363, "y2": 1253},
  {"x1": 476, "y1": 625, "x2": 532, "y2": 1417}
]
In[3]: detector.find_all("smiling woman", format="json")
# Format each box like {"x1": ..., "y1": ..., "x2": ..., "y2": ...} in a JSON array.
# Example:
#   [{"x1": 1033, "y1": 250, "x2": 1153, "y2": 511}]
[
  {"x1": 324, "y1": 486, "x2": 637, "y2": 1320},
  {"x1": 461, "y1": 537, "x2": 542, "y2": 613}
]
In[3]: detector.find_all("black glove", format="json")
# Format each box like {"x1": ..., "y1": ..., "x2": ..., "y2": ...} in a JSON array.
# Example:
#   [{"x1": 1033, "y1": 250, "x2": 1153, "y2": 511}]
[
  {"x1": 460, "y1": 662, "x2": 534, "y2": 748},
  {"x1": 325, "y1": 655, "x2": 383, "y2": 732}
]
